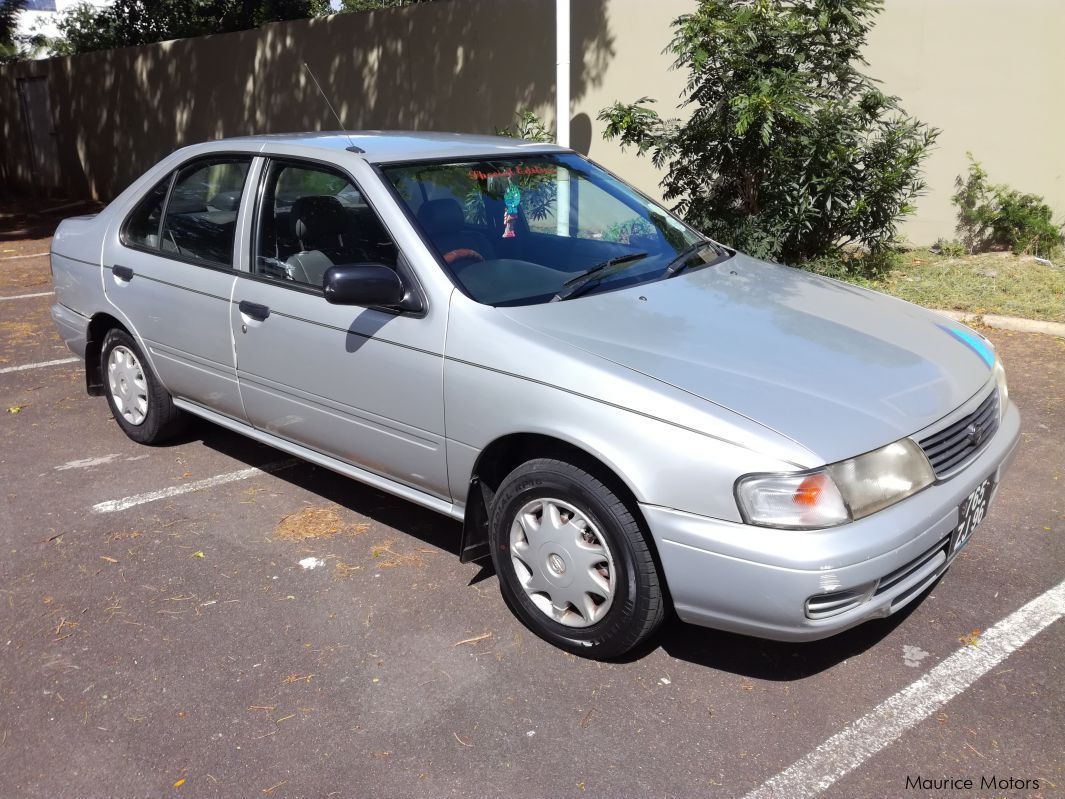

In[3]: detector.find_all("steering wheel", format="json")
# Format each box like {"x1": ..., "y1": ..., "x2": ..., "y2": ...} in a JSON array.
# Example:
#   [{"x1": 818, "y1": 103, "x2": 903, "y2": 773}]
[{"x1": 442, "y1": 248, "x2": 485, "y2": 265}]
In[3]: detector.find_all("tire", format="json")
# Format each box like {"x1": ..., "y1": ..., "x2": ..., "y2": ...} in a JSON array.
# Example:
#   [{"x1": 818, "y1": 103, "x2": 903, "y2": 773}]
[
  {"x1": 489, "y1": 458, "x2": 665, "y2": 659},
  {"x1": 100, "y1": 328, "x2": 185, "y2": 444}
]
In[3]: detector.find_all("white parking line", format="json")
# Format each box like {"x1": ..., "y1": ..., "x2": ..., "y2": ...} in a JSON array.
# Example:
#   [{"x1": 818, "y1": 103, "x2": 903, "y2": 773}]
[
  {"x1": 92, "y1": 459, "x2": 300, "y2": 513},
  {"x1": 743, "y1": 579, "x2": 1065, "y2": 799},
  {"x1": 0, "y1": 357, "x2": 78, "y2": 375},
  {"x1": 0, "y1": 291, "x2": 53, "y2": 301},
  {"x1": 0, "y1": 252, "x2": 49, "y2": 261}
]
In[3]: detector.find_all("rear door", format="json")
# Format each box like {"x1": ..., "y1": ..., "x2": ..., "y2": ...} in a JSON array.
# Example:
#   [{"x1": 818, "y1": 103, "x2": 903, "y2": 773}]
[
  {"x1": 230, "y1": 157, "x2": 449, "y2": 499},
  {"x1": 102, "y1": 155, "x2": 255, "y2": 422}
]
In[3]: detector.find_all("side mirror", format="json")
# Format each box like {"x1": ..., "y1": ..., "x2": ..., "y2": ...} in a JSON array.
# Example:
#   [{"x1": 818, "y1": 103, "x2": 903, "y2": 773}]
[{"x1": 323, "y1": 264, "x2": 406, "y2": 307}]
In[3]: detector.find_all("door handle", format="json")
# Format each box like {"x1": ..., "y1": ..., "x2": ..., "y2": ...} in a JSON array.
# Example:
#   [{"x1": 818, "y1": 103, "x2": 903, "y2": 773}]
[
  {"x1": 238, "y1": 300, "x2": 270, "y2": 321},
  {"x1": 112, "y1": 265, "x2": 134, "y2": 281}
]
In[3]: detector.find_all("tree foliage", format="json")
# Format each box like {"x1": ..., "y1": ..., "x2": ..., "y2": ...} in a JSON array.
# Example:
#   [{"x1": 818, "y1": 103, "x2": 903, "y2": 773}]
[
  {"x1": 338, "y1": 0, "x2": 436, "y2": 12},
  {"x1": 953, "y1": 154, "x2": 1063, "y2": 259},
  {"x1": 598, "y1": 0, "x2": 938, "y2": 263},
  {"x1": 1, "y1": 0, "x2": 28, "y2": 62},
  {"x1": 48, "y1": 0, "x2": 330, "y2": 55}
]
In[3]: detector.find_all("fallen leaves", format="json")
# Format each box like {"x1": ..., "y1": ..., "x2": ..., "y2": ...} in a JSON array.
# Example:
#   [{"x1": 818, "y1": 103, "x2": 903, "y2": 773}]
[
  {"x1": 53, "y1": 618, "x2": 77, "y2": 641},
  {"x1": 190, "y1": 551, "x2": 205, "y2": 559},
  {"x1": 282, "y1": 673, "x2": 314, "y2": 684},
  {"x1": 274, "y1": 506, "x2": 369, "y2": 542},
  {"x1": 453, "y1": 631, "x2": 493, "y2": 647},
  {"x1": 960, "y1": 629, "x2": 982, "y2": 647},
  {"x1": 7, "y1": 405, "x2": 24, "y2": 414},
  {"x1": 173, "y1": 778, "x2": 186, "y2": 788}
]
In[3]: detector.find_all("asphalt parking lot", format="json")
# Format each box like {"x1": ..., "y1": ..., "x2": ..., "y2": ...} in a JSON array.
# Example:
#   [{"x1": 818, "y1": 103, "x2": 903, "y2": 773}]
[{"x1": 1, "y1": 208, "x2": 1063, "y2": 798}]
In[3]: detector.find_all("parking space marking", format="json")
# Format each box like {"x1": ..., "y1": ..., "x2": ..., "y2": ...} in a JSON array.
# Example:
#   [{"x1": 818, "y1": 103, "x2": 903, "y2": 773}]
[
  {"x1": 0, "y1": 357, "x2": 78, "y2": 375},
  {"x1": 91, "y1": 459, "x2": 300, "y2": 513},
  {"x1": 0, "y1": 252, "x2": 50, "y2": 261},
  {"x1": 56, "y1": 454, "x2": 122, "y2": 471},
  {"x1": 744, "y1": 579, "x2": 1065, "y2": 799},
  {"x1": 0, "y1": 291, "x2": 53, "y2": 301}
]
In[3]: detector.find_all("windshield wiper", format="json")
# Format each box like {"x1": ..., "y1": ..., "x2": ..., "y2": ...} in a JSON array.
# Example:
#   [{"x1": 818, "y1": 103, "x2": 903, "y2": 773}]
[
  {"x1": 663, "y1": 239, "x2": 730, "y2": 278},
  {"x1": 551, "y1": 251, "x2": 650, "y2": 302}
]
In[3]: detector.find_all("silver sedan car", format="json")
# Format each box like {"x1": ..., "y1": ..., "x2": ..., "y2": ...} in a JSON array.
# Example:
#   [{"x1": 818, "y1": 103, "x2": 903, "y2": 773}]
[{"x1": 50, "y1": 132, "x2": 1020, "y2": 658}]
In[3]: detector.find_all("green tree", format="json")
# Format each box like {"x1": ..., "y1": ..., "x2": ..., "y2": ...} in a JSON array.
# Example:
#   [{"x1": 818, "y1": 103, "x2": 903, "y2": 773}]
[
  {"x1": 598, "y1": 0, "x2": 938, "y2": 264},
  {"x1": 338, "y1": 0, "x2": 437, "y2": 12},
  {"x1": 48, "y1": 0, "x2": 330, "y2": 55},
  {"x1": 1, "y1": 0, "x2": 28, "y2": 62}
]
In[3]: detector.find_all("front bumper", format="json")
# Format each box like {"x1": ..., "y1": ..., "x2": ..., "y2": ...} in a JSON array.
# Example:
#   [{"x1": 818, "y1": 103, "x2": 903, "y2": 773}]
[{"x1": 642, "y1": 402, "x2": 1021, "y2": 642}]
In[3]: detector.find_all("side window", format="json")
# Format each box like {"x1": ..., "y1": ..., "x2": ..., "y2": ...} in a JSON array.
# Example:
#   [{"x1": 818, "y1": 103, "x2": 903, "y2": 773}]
[
  {"x1": 158, "y1": 158, "x2": 251, "y2": 267},
  {"x1": 255, "y1": 160, "x2": 398, "y2": 289},
  {"x1": 122, "y1": 175, "x2": 171, "y2": 249}
]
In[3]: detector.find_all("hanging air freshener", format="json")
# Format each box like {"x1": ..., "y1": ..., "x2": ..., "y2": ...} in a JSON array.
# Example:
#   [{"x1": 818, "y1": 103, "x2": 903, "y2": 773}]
[{"x1": 502, "y1": 183, "x2": 521, "y2": 238}]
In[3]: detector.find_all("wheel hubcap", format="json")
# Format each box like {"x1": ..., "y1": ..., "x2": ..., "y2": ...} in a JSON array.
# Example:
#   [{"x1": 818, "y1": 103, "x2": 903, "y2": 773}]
[
  {"x1": 107, "y1": 345, "x2": 149, "y2": 426},
  {"x1": 509, "y1": 497, "x2": 616, "y2": 628}
]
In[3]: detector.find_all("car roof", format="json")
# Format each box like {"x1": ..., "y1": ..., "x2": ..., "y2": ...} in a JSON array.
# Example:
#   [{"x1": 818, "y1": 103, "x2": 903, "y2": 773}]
[{"x1": 224, "y1": 130, "x2": 567, "y2": 164}]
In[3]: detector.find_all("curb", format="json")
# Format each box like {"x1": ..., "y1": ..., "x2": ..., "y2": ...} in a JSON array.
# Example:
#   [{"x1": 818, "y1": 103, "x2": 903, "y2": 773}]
[{"x1": 934, "y1": 309, "x2": 1065, "y2": 340}]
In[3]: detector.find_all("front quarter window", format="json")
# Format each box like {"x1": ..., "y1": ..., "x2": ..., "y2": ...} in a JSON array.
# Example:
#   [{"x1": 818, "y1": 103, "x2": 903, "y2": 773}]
[{"x1": 382, "y1": 153, "x2": 718, "y2": 306}]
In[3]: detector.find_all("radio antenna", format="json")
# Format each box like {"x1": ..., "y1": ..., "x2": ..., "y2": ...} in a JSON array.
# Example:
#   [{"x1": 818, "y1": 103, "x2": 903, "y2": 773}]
[{"x1": 301, "y1": 61, "x2": 365, "y2": 154}]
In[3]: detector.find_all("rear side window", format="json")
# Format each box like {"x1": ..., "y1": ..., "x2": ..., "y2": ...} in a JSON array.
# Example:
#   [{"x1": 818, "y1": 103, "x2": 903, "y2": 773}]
[
  {"x1": 160, "y1": 159, "x2": 250, "y2": 267},
  {"x1": 122, "y1": 176, "x2": 170, "y2": 248},
  {"x1": 122, "y1": 156, "x2": 251, "y2": 268}
]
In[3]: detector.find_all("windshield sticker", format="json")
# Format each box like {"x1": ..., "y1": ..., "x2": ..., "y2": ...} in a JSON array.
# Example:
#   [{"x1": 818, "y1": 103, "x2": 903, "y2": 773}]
[{"x1": 503, "y1": 183, "x2": 522, "y2": 238}]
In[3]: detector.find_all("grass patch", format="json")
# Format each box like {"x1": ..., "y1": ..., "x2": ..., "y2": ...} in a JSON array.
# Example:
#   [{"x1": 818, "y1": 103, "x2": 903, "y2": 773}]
[{"x1": 807, "y1": 249, "x2": 1065, "y2": 323}]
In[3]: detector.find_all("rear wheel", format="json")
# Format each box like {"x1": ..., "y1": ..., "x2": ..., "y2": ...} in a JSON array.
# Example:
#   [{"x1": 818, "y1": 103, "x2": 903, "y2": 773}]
[
  {"x1": 101, "y1": 328, "x2": 185, "y2": 444},
  {"x1": 489, "y1": 458, "x2": 665, "y2": 659}
]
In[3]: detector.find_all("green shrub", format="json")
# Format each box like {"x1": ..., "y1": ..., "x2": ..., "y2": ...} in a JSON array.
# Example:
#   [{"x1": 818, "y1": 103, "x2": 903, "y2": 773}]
[
  {"x1": 953, "y1": 155, "x2": 1063, "y2": 258},
  {"x1": 932, "y1": 238, "x2": 967, "y2": 258},
  {"x1": 496, "y1": 111, "x2": 552, "y2": 143},
  {"x1": 598, "y1": 0, "x2": 938, "y2": 265}
]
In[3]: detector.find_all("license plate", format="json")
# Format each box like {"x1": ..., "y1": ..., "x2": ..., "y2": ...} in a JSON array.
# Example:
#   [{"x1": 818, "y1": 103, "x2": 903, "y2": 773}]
[{"x1": 950, "y1": 476, "x2": 995, "y2": 556}]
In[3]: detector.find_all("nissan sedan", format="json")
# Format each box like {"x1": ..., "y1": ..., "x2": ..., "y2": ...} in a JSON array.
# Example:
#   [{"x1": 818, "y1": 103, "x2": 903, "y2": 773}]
[{"x1": 49, "y1": 132, "x2": 1020, "y2": 658}]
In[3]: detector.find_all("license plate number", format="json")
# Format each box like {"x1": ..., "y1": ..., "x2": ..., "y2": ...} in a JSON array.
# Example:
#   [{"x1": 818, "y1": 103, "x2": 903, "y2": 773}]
[{"x1": 951, "y1": 476, "x2": 995, "y2": 556}]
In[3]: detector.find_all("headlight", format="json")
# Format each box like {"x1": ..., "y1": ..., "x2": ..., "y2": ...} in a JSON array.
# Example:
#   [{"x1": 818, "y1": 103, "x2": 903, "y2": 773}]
[
  {"x1": 993, "y1": 357, "x2": 1009, "y2": 418},
  {"x1": 735, "y1": 439, "x2": 935, "y2": 530}
]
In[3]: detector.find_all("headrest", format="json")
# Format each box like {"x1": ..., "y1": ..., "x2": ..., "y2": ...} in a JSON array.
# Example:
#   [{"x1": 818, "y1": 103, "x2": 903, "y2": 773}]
[
  {"x1": 209, "y1": 190, "x2": 242, "y2": 212},
  {"x1": 291, "y1": 195, "x2": 347, "y2": 245},
  {"x1": 417, "y1": 198, "x2": 465, "y2": 235}
]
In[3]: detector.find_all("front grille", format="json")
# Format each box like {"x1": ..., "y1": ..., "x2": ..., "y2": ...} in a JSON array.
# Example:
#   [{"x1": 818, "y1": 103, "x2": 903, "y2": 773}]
[{"x1": 918, "y1": 390, "x2": 1000, "y2": 477}]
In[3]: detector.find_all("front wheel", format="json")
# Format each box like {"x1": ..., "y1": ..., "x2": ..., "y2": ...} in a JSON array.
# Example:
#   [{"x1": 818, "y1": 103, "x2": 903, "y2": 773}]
[{"x1": 488, "y1": 458, "x2": 665, "y2": 659}]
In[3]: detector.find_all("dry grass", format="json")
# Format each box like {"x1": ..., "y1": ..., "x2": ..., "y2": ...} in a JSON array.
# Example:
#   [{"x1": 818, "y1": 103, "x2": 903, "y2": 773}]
[
  {"x1": 273, "y1": 507, "x2": 369, "y2": 542},
  {"x1": 836, "y1": 250, "x2": 1065, "y2": 323}
]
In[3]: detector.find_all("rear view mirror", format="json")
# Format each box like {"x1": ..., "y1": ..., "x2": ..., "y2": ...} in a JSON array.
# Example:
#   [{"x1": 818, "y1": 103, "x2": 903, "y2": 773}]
[{"x1": 323, "y1": 264, "x2": 405, "y2": 307}]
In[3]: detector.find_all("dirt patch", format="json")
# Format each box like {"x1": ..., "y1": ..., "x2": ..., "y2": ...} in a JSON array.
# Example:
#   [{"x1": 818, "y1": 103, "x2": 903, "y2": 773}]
[{"x1": 273, "y1": 506, "x2": 369, "y2": 542}]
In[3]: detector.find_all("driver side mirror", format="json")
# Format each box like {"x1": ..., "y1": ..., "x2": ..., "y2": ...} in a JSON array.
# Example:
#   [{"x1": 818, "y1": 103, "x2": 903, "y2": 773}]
[{"x1": 323, "y1": 264, "x2": 408, "y2": 308}]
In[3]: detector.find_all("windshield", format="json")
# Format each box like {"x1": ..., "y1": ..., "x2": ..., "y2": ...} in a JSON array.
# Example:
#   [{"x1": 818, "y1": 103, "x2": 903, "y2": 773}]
[{"x1": 382, "y1": 153, "x2": 724, "y2": 305}]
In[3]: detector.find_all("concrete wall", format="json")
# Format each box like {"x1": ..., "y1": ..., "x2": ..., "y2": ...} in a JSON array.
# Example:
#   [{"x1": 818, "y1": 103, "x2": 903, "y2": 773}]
[{"x1": 2, "y1": 0, "x2": 1062, "y2": 244}]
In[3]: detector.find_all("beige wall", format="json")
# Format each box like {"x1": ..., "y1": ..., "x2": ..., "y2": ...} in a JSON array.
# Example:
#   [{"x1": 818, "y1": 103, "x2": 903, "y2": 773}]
[
  {"x1": 864, "y1": 0, "x2": 1065, "y2": 244},
  {"x1": 2, "y1": 0, "x2": 1063, "y2": 244}
]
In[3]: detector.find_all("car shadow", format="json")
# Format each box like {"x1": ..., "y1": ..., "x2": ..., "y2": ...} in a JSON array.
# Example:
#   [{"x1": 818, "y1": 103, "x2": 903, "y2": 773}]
[
  {"x1": 630, "y1": 582, "x2": 934, "y2": 678},
  {"x1": 174, "y1": 417, "x2": 464, "y2": 556},
  {"x1": 173, "y1": 415, "x2": 936, "y2": 679}
]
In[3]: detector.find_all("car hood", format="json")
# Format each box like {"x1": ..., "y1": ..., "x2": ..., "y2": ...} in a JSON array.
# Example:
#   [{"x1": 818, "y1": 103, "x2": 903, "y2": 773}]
[{"x1": 497, "y1": 254, "x2": 995, "y2": 464}]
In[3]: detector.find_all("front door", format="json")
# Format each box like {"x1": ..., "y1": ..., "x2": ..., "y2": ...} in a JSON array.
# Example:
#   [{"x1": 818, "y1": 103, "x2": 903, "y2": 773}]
[
  {"x1": 232, "y1": 158, "x2": 449, "y2": 498},
  {"x1": 102, "y1": 155, "x2": 254, "y2": 422}
]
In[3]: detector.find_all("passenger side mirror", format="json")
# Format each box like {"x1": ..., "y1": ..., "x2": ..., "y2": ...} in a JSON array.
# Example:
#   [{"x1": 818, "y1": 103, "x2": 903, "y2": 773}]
[{"x1": 323, "y1": 264, "x2": 406, "y2": 307}]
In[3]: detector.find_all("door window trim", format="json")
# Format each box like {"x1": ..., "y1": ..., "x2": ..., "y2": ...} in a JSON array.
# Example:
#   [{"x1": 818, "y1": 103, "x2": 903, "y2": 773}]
[
  {"x1": 118, "y1": 152, "x2": 255, "y2": 274},
  {"x1": 243, "y1": 153, "x2": 428, "y2": 317}
]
